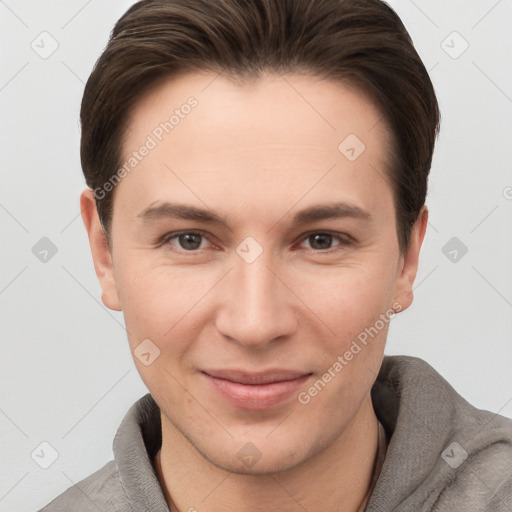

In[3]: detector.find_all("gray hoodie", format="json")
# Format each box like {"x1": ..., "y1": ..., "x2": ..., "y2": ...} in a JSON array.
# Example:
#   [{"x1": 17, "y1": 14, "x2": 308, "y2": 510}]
[{"x1": 39, "y1": 356, "x2": 512, "y2": 511}]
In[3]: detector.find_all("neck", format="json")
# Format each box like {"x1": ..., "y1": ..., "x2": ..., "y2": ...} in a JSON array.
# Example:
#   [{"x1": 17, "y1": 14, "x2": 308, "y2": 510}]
[{"x1": 154, "y1": 394, "x2": 383, "y2": 512}]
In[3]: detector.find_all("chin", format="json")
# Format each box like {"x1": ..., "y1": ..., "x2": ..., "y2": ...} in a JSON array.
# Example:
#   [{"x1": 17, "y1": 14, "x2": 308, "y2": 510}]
[
  {"x1": 210, "y1": 455, "x2": 302, "y2": 477},
  {"x1": 195, "y1": 439, "x2": 314, "y2": 477}
]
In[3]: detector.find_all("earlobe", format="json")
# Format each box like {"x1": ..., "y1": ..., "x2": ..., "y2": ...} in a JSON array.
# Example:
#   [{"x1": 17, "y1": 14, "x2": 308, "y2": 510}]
[
  {"x1": 80, "y1": 188, "x2": 122, "y2": 311},
  {"x1": 393, "y1": 206, "x2": 429, "y2": 312}
]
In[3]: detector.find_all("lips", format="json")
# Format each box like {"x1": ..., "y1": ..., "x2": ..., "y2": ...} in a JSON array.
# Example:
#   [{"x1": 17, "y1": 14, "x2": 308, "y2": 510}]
[
  {"x1": 201, "y1": 369, "x2": 312, "y2": 410},
  {"x1": 203, "y1": 369, "x2": 309, "y2": 385}
]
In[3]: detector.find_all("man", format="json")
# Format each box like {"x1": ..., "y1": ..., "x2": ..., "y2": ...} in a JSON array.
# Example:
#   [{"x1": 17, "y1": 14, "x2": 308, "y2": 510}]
[{"x1": 41, "y1": 0, "x2": 512, "y2": 510}]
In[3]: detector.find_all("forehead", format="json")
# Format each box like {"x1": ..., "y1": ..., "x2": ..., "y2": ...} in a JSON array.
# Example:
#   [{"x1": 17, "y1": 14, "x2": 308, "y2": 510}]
[
  {"x1": 124, "y1": 70, "x2": 389, "y2": 152},
  {"x1": 116, "y1": 71, "x2": 394, "y2": 222}
]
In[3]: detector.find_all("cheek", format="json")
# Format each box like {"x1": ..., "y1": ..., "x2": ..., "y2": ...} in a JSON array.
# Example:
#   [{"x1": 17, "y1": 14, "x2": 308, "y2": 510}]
[
  {"x1": 294, "y1": 262, "x2": 396, "y2": 340},
  {"x1": 115, "y1": 243, "x2": 398, "y2": 360},
  {"x1": 115, "y1": 259, "x2": 187, "y2": 345},
  {"x1": 116, "y1": 258, "x2": 223, "y2": 363},
  {"x1": 116, "y1": 262, "x2": 198, "y2": 398},
  {"x1": 294, "y1": 268, "x2": 394, "y2": 422}
]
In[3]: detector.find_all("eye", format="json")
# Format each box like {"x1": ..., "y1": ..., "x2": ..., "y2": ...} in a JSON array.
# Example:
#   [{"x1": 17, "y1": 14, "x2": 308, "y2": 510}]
[
  {"x1": 298, "y1": 232, "x2": 352, "y2": 251},
  {"x1": 162, "y1": 231, "x2": 212, "y2": 251},
  {"x1": 160, "y1": 230, "x2": 354, "y2": 253}
]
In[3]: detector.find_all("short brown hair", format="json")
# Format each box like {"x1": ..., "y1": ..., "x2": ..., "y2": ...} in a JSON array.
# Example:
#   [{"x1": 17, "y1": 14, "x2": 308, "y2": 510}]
[{"x1": 81, "y1": 0, "x2": 440, "y2": 253}]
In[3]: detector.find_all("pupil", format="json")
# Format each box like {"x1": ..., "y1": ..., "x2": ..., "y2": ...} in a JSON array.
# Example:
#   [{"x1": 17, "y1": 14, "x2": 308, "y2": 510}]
[
  {"x1": 310, "y1": 234, "x2": 331, "y2": 250},
  {"x1": 177, "y1": 234, "x2": 333, "y2": 251},
  {"x1": 180, "y1": 233, "x2": 201, "y2": 250}
]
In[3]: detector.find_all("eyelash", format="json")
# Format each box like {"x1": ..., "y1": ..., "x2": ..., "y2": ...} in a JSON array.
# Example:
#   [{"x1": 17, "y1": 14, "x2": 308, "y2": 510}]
[{"x1": 160, "y1": 230, "x2": 355, "y2": 254}]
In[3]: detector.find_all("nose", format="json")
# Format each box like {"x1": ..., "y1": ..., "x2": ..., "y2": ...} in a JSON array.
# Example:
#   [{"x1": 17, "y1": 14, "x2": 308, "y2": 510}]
[{"x1": 214, "y1": 250, "x2": 298, "y2": 349}]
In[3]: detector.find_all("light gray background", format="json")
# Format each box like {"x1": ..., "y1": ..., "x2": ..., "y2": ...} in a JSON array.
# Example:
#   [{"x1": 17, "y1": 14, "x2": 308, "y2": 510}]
[{"x1": 1, "y1": 1, "x2": 511, "y2": 510}]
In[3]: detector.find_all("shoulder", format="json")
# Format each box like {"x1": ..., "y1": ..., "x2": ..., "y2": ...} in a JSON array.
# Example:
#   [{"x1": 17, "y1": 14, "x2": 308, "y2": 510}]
[
  {"x1": 38, "y1": 460, "x2": 130, "y2": 512},
  {"x1": 432, "y1": 408, "x2": 512, "y2": 511},
  {"x1": 373, "y1": 356, "x2": 512, "y2": 511}
]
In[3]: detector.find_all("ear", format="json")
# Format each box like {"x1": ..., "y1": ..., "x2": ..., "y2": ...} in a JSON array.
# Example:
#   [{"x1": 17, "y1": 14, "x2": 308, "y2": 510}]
[
  {"x1": 80, "y1": 188, "x2": 122, "y2": 311},
  {"x1": 393, "y1": 205, "x2": 428, "y2": 313}
]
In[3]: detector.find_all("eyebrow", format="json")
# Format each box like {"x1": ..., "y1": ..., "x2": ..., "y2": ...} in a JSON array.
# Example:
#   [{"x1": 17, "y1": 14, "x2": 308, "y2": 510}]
[{"x1": 136, "y1": 201, "x2": 371, "y2": 229}]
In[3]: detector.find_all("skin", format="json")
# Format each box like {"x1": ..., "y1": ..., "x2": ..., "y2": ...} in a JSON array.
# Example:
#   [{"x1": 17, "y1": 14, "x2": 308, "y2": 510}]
[{"x1": 81, "y1": 71, "x2": 428, "y2": 511}]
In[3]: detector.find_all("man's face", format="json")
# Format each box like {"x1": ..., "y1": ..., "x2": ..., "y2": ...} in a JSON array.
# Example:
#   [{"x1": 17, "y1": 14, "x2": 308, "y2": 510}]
[{"x1": 84, "y1": 71, "x2": 425, "y2": 474}]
